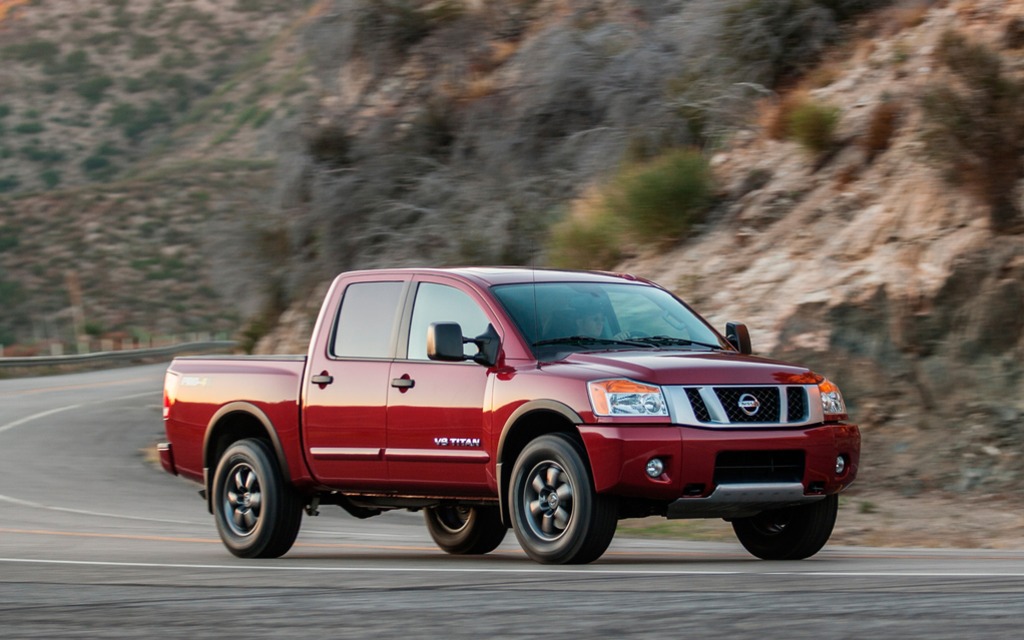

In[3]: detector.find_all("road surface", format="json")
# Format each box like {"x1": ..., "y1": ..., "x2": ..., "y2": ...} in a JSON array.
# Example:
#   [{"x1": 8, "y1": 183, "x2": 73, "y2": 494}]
[{"x1": 1, "y1": 364, "x2": 1022, "y2": 638}]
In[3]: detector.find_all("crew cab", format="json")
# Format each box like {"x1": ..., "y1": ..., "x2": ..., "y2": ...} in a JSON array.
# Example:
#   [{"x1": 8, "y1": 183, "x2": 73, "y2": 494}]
[{"x1": 159, "y1": 268, "x2": 859, "y2": 564}]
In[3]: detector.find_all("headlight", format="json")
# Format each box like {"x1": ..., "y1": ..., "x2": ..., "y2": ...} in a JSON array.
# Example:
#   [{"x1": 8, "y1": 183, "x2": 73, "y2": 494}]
[
  {"x1": 818, "y1": 378, "x2": 847, "y2": 421},
  {"x1": 588, "y1": 379, "x2": 668, "y2": 417}
]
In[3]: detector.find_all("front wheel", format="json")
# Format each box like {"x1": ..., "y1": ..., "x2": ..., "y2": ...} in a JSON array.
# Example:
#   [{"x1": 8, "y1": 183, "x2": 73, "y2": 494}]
[
  {"x1": 212, "y1": 438, "x2": 303, "y2": 558},
  {"x1": 424, "y1": 504, "x2": 507, "y2": 555},
  {"x1": 509, "y1": 434, "x2": 617, "y2": 564},
  {"x1": 731, "y1": 494, "x2": 838, "y2": 560}
]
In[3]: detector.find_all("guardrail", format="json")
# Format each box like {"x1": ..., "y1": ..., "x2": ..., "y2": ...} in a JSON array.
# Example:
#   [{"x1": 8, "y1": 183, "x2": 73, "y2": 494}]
[{"x1": 0, "y1": 340, "x2": 238, "y2": 369}]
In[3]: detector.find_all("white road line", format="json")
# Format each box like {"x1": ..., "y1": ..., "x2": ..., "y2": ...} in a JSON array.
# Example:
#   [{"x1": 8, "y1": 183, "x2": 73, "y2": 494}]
[
  {"x1": 0, "y1": 494, "x2": 199, "y2": 525},
  {"x1": 0, "y1": 404, "x2": 83, "y2": 434},
  {"x1": 0, "y1": 557, "x2": 1023, "y2": 578},
  {"x1": 0, "y1": 391, "x2": 156, "y2": 435}
]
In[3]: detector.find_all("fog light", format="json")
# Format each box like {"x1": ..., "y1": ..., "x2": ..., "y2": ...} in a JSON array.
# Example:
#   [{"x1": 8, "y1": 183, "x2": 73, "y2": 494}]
[
  {"x1": 646, "y1": 458, "x2": 665, "y2": 478},
  {"x1": 835, "y1": 455, "x2": 847, "y2": 475}
]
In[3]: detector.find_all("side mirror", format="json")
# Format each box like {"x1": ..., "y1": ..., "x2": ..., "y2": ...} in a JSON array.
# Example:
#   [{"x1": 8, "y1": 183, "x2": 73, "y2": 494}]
[
  {"x1": 427, "y1": 323, "x2": 466, "y2": 362},
  {"x1": 427, "y1": 322, "x2": 501, "y2": 367},
  {"x1": 725, "y1": 322, "x2": 752, "y2": 355}
]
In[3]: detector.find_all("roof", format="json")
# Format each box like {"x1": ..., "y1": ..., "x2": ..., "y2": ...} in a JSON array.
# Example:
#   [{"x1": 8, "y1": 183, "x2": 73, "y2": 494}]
[{"x1": 335, "y1": 267, "x2": 654, "y2": 287}]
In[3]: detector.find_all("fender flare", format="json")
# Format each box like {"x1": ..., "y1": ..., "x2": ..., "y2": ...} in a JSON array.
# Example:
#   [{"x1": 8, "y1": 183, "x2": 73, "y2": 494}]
[
  {"x1": 495, "y1": 400, "x2": 583, "y2": 526},
  {"x1": 201, "y1": 402, "x2": 291, "y2": 513}
]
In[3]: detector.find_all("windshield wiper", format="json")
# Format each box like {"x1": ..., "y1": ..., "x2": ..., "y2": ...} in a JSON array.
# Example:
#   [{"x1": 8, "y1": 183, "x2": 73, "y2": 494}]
[
  {"x1": 629, "y1": 336, "x2": 723, "y2": 350},
  {"x1": 532, "y1": 336, "x2": 655, "y2": 348}
]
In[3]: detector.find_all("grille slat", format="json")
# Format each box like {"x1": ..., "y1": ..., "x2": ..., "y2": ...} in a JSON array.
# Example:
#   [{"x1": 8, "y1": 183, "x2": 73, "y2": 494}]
[{"x1": 685, "y1": 388, "x2": 710, "y2": 422}]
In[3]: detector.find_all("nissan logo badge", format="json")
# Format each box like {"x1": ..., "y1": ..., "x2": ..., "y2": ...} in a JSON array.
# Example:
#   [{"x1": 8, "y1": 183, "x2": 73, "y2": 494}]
[{"x1": 738, "y1": 393, "x2": 761, "y2": 416}]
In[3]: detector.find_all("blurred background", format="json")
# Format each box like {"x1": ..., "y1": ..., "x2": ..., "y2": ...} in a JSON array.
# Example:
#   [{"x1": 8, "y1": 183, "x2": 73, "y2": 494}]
[{"x1": 0, "y1": 0, "x2": 1021, "y2": 544}]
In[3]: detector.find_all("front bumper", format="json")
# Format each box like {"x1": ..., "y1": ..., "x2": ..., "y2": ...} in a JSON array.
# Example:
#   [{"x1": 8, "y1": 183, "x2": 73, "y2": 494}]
[{"x1": 577, "y1": 422, "x2": 859, "y2": 514}]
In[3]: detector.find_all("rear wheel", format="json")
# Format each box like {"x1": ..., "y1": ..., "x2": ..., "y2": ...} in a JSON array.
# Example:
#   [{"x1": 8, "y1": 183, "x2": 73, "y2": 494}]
[
  {"x1": 731, "y1": 494, "x2": 838, "y2": 560},
  {"x1": 212, "y1": 438, "x2": 303, "y2": 558},
  {"x1": 424, "y1": 504, "x2": 507, "y2": 555},
  {"x1": 509, "y1": 434, "x2": 617, "y2": 564}
]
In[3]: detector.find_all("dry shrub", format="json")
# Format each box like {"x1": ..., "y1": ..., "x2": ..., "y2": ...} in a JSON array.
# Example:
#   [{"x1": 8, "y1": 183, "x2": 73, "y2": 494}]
[
  {"x1": 861, "y1": 98, "x2": 901, "y2": 160},
  {"x1": 546, "y1": 213, "x2": 623, "y2": 270},
  {"x1": 777, "y1": 94, "x2": 841, "y2": 155},
  {"x1": 921, "y1": 30, "x2": 1024, "y2": 232}
]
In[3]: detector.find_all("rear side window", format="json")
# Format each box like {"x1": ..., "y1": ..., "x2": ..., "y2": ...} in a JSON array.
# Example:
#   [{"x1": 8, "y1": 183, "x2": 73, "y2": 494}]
[{"x1": 332, "y1": 281, "x2": 404, "y2": 358}]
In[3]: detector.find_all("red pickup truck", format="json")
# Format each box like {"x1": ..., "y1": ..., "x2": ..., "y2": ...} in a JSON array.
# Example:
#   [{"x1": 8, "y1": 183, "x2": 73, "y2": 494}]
[{"x1": 160, "y1": 267, "x2": 859, "y2": 564}]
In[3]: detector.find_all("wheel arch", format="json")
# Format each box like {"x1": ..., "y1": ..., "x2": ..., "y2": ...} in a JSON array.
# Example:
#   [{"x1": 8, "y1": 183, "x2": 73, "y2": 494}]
[
  {"x1": 202, "y1": 402, "x2": 291, "y2": 514},
  {"x1": 496, "y1": 400, "x2": 587, "y2": 527}
]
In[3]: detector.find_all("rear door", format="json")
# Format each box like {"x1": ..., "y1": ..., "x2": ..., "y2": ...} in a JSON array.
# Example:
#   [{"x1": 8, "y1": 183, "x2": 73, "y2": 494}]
[
  {"x1": 302, "y1": 277, "x2": 408, "y2": 488},
  {"x1": 385, "y1": 277, "x2": 500, "y2": 494}
]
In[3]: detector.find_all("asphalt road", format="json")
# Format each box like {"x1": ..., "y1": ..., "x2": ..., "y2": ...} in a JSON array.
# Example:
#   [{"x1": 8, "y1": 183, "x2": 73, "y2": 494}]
[{"x1": 1, "y1": 363, "x2": 1023, "y2": 638}]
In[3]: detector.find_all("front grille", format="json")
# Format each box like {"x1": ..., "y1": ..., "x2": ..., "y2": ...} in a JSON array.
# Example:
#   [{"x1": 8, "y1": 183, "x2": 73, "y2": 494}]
[
  {"x1": 787, "y1": 386, "x2": 807, "y2": 422},
  {"x1": 670, "y1": 384, "x2": 814, "y2": 426},
  {"x1": 714, "y1": 387, "x2": 780, "y2": 423},
  {"x1": 713, "y1": 450, "x2": 805, "y2": 485}
]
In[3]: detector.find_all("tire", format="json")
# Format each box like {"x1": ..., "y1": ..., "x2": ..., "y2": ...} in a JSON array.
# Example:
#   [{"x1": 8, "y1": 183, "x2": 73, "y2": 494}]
[
  {"x1": 731, "y1": 494, "x2": 838, "y2": 560},
  {"x1": 212, "y1": 438, "x2": 303, "y2": 559},
  {"x1": 509, "y1": 434, "x2": 617, "y2": 564},
  {"x1": 424, "y1": 504, "x2": 507, "y2": 555}
]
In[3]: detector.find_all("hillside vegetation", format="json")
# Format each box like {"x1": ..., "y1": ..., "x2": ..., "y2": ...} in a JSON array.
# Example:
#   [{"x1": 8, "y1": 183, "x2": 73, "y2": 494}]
[{"x1": 2, "y1": 0, "x2": 1024, "y2": 523}]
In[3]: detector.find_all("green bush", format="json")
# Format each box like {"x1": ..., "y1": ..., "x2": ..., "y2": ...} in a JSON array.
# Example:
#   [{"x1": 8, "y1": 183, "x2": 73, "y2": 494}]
[
  {"x1": 2, "y1": 39, "x2": 60, "y2": 65},
  {"x1": 605, "y1": 148, "x2": 714, "y2": 244},
  {"x1": 81, "y1": 155, "x2": 117, "y2": 181},
  {"x1": 546, "y1": 213, "x2": 623, "y2": 271},
  {"x1": 47, "y1": 50, "x2": 91, "y2": 75},
  {"x1": 0, "y1": 227, "x2": 18, "y2": 251},
  {"x1": 547, "y1": 149, "x2": 716, "y2": 268},
  {"x1": 785, "y1": 99, "x2": 840, "y2": 154},
  {"x1": 40, "y1": 169, "x2": 62, "y2": 189},
  {"x1": 75, "y1": 75, "x2": 114, "y2": 104},
  {"x1": 131, "y1": 35, "x2": 161, "y2": 59},
  {"x1": 14, "y1": 122, "x2": 45, "y2": 135},
  {"x1": 110, "y1": 101, "x2": 171, "y2": 140},
  {"x1": 20, "y1": 144, "x2": 64, "y2": 163},
  {"x1": 0, "y1": 105, "x2": 10, "y2": 118},
  {"x1": 0, "y1": 176, "x2": 20, "y2": 193}
]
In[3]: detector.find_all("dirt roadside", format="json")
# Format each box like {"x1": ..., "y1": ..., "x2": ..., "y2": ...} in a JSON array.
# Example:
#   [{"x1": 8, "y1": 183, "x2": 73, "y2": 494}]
[{"x1": 617, "y1": 488, "x2": 1024, "y2": 550}]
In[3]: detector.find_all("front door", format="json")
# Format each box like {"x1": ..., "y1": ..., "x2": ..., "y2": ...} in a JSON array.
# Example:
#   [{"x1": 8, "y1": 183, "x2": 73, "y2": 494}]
[{"x1": 385, "y1": 279, "x2": 498, "y2": 494}]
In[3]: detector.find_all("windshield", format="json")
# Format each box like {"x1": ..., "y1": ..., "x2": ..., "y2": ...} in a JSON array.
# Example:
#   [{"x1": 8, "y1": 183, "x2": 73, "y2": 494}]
[{"x1": 491, "y1": 281, "x2": 727, "y2": 359}]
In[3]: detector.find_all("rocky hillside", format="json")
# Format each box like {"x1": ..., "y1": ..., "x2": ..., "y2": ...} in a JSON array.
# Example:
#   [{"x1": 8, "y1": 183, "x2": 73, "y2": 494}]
[
  {"x1": 2, "y1": 0, "x2": 1022, "y2": 503},
  {"x1": 0, "y1": 0, "x2": 318, "y2": 351}
]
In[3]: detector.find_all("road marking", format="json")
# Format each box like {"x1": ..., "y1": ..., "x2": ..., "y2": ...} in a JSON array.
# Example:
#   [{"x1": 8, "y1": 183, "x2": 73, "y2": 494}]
[
  {"x1": 0, "y1": 404, "x2": 83, "y2": 435},
  {"x1": 0, "y1": 494, "x2": 199, "y2": 525},
  {"x1": 0, "y1": 556, "x2": 1023, "y2": 578},
  {"x1": 0, "y1": 391, "x2": 156, "y2": 435}
]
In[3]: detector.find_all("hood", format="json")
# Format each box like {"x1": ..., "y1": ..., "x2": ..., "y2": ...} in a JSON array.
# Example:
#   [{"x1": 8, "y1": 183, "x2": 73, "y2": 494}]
[{"x1": 539, "y1": 350, "x2": 814, "y2": 386}]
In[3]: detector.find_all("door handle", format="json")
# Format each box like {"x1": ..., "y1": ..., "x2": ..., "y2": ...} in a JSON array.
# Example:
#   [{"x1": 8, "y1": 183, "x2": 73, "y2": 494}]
[
  {"x1": 391, "y1": 376, "x2": 415, "y2": 389},
  {"x1": 311, "y1": 372, "x2": 334, "y2": 388}
]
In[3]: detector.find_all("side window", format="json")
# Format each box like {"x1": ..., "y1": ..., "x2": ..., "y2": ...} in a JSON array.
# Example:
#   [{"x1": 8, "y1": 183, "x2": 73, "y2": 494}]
[
  {"x1": 332, "y1": 281, "x2": 404, "y2": 358},
  {"x1": 408, "y1": 283, "x2": 490, "y2": 360}
]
